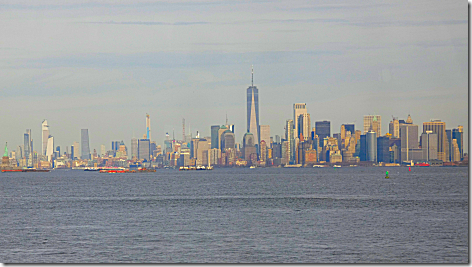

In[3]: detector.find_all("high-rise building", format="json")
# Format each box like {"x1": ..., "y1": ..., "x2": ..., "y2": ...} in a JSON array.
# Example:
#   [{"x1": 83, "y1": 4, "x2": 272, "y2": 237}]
[
  {"x1": 218, "y1": 125, "x2": 229, "y2": 150},
  {"x1": 366, "y1": 130, "x2": 377, "y2": 162},
  {"x1": 146, "y1": 114, "x2": 151, "y2": 140},
  {"x1": 359, "y1": 134, "x2": 367, "y2": 161},
  {"x1": 131, "y1": 138, "x2": 138, "y2": 159},
  {"x1": 211, "y1": 125, "x2": 220, "y2": 149},
  {"x1": 445, "y1": 129, "x2": 452, "y2": 162},
  {"x1": 297, "y1": 113, "x2": 311, "y2": 140},
  {"x1": 247, "y1": 66, "x2": 260, "y2": 146},
  {"x1": 138, "y1": 139, "x2": 151, "y2": 161},
  {"x1": 259, "y1": 125, "x2": 270, "y2": 144},
  {"x1": 400, "y1": 123, "x2": 419, "y2": 162},
  {"x1": 423, "y1": 120, "x2": 446, "y2": 162},
  {"x1": 46, "y1": 136, "x2": 54, "y2": 162},
  {"x1": 389, "y1": 117, "x2": 400, "y2": 138},
  {"x1": 81, "y1": 129, "x2": 91, "y2": 160},
  {"x1": 315, "y1": 121, "x2": 330, "y2": 144},
  {"x1": 452, "y1": 126, "x2": 463, "y2": 160},
  {"x1": 41, "y1": 120, "x2": 49, "y2": 156},
  {"x1": 421, "y1": 131, "x2": 438, "y2": 161},
  {"x1": 452, "y1": 139, "x2": 461, "y2": 162},
  {"x1": 243, "y1": 132, "x2": 257, "y2": 161},
  {"x1": 293, "y1": 103, "x2": 307, "y2": 138},
  {"x1": 223, "y1": 131, "x2": 235, "y2": 150},
  {"x1": 363, "y1": 115, "x2": 381, "y2": 136},
  {"x1": 285, "y1": 120, "x2": 294, "y2": 163},
  {"x1": 377, "y1": 136, "x2": 390, "y2": 163},
  {"x1": 100, "y1": 145, "x2": 106, "y2": 157}
]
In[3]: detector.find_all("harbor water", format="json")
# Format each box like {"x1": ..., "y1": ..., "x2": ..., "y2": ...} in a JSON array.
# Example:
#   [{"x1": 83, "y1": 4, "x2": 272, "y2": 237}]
[{"x1": 0, "y1": 167, "x2": 468, "y2": 263}]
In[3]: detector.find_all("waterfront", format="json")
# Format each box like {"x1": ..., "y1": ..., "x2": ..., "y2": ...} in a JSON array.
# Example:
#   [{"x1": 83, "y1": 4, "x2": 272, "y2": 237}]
[{"x1": 0, "y1": 167, "x2": 468, "y2": 263}]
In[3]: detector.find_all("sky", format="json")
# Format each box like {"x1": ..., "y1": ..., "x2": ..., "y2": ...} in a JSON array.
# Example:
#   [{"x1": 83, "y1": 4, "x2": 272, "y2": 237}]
[{"x1": 0, "y1": 0, "x2": 468, "y2": 154}]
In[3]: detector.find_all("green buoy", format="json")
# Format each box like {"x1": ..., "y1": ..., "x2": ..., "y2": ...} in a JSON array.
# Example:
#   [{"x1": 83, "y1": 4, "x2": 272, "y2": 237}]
[{"x1": 385, "y1": 170, "x2": 389, "y2": 179}]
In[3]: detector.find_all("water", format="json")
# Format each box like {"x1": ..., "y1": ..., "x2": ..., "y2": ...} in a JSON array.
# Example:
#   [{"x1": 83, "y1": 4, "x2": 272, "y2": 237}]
[{"x1": 0, "y1": 167, "x2": 468, "y2": 263}]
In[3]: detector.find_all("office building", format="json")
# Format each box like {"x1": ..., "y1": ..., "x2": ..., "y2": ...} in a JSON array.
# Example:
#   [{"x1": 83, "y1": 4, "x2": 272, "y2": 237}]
[
  {"x1": 363, "y1": 115, "x2": 381, "y2": 136},
  {"x1": 452, "y1": 126, "x2": 463, "y2": 160},
  {"x1": 285, "y1": 119, "x2": 294, "y2": 163},
  {"x1": 243, "y1": 132, "x2": 257, "y2": 161},
  {"x1": 293, "y1": 103, "x2": 308, "y2": 138},
  {"x1": 41, "y1": 120, "x2": 49, "y2": 156},
  {"x1": 389, "y1": 117, "x2": 400, "y2": 138},
  {"x1": 423, "y1": 120, "x2": 446, "y2": 162},
  {"x1": 131, "y1": 138, "x2": 138, "y2": 159},
  {"x1": 259, "y1": 125, "x2": 270, "y2": 144},
  {"x1": 224, "y1": 131, "x2": 235, "y2": 150},
  {"x1": 46, "y1": 136, "x2": 54, "y2": 162},
  {"x1": 247, "y1": 66, "x2": 260, "y2": 145},
  {"x1": 400, "y1": 123, "x2": 419, "y2": 162},
  {"x1": 366, "y1": 130, "x2": 377, "y2": 162},
  {"x1": 211, "y1": 125, "x2": 220, "y2": 149},
  {"x1": 297, "y1": 113, "x2": 311, "y2": 140},
  {"x1": 81, "y1": 129, "x2": 91, "y2": 160},
  {"x1": 138, "y1": 139, "x2": 151, "y2": 161},
  {"x1": 421, "y1": 131, "x2": 438, "y2": 161},
  {"x1": 377, "y1": 136, "x2": 390, "y2": 163},
  {"x1": 315, "y1": 121, "x2": 330, "y2": 143}
]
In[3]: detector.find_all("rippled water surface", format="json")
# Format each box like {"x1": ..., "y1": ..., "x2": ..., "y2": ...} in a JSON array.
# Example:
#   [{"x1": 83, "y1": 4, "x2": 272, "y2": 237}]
[{"x1": 0, "y1": 167, "x2": 468, "y2": 263}]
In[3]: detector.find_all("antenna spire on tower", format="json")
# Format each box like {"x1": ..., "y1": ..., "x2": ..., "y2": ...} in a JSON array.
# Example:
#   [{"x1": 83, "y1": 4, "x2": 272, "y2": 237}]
[{"x1": 251, "y1": 65, "x2": 254, "y2": 87}]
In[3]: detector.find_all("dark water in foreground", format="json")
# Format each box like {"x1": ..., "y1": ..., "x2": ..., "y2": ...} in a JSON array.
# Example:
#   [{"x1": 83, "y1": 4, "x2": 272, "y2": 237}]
[{"x1": 0, "y1": 167, "x2": 468, "y2": 263}]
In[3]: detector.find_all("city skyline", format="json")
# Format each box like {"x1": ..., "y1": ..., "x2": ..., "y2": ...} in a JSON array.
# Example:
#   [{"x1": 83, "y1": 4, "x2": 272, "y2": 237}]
[{"x1": 0, "y1": 0, "x2": 467, "y2": 154}]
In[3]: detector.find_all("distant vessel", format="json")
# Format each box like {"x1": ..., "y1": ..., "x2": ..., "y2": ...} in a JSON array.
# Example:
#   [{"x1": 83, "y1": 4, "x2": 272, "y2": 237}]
[
  {"x1": 415, "y1": 163, "x2": 430, "y2": 167},
  {"x1": 284, "y1": 164, "x2": 302, "y2": 168},
  {"x1": 313, "y1": 165, "x2": 326, "y2": 168},
  {"x1": 250, "y1": 166, "x2": 257, "y2": 169},
  {"x1": 333, "y1": 165, "x2": 341, "y2": 168}
]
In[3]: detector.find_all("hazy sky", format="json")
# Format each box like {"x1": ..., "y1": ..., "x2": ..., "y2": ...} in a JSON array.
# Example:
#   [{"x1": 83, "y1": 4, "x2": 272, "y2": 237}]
[{"x1": 0, "y1": 0, "x2": 468, "y2": 153}]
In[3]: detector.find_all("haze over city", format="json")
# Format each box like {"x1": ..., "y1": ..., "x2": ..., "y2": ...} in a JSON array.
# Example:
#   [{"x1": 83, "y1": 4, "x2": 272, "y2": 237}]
[{"x1": 0, "y1": 0, "x2": 467, "y2": 153}]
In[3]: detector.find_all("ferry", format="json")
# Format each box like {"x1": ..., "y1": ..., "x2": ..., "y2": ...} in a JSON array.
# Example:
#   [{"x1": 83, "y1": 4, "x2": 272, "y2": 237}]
[
  {"x1": 313, "y1": 165, "x2": 327, "y2": 168},
  {"x1": 414, "y1": 162, "x2": 430, "y2": 167},
  {"x1": 333, "y1": 165, "x2": 342, "y2": 168},
  {"x1": 284, "y1": 164, "x2": 302, "y2": 168}
]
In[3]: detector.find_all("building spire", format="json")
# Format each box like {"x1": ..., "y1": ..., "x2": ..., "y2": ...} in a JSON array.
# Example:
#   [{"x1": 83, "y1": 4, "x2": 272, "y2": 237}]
[{"x1": 251, "y1": 65, "x2": 254, "y2": 87}]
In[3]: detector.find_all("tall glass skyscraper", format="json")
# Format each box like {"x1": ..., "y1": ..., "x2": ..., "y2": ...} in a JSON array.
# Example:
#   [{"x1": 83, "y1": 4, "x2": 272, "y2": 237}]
[
  {"x1": 211, "y1": 125, "x2": 220, "y2": 149},
  {"x1": 247, "y1": 66, "x2": 260, "y2": 145},
  {"x1": 42, "y1": 120, "x2": 49, "y2": 156},
  {"x1": 315, "y1": 121, "x2": 331, "y2": 142},
  {"x1": 81, "y1": 129, "x2": 91, "y2": 160}
]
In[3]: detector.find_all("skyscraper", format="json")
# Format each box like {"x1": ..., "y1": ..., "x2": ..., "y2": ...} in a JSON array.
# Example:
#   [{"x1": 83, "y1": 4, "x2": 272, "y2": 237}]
[
  {"x1": 81, "y1": 129, "x2": 91, "y2": 160},
  {"x1": 138, "y1": 139, "x2": 150, "y2": 161},
  {"x1": 400, "y1": 123, "x2": 419, "y2": 162},
  {"x1": 389, "y1": 117, "x2": 400, "y2": 138},
  {"x1": 247, "y1": 66, "x2": 260, "y2": 146},
  {"x1": 146, "y1": 114, "x2": 151, "y2": 140},
  {"x1": 41, "y1": 120, "x2": 49, "y2": 156},
  {"x1": 452, "y1": 126, "x2": 463, "y2": 160},
  {"x1": 293, "y1": 103, "x2": 307, "y2": 138},
  {"x1": 259, "y1": 125, "x2": 270, "y2": 144},
  {"x1": 285, "y1": 119, "x2": 294, "y2": 163},
  {"x1": 423, "y1": 120, "x2": 446, "y2": 162},
  {"x1": 46, "y1": 136, "x2": 54, "y2": 162},
  {"x1": 24, "y1": 129, "x2": 32, "y2": 167},
  {"x1": 364, "y1": 115, "x2": 381, "y2": 136},
  {"x1": 421, "y1": 131, "x2": 438, "y2": 161},
  {"x1": 366, "y1": 130, "x2": 377, "y2": 162},
  {"x1": 315, "y1": 121, "x2": 330, "y2": 142},
  {"x1": 131, "y1": 138, "x2": 138, "y2": 159},
  {"x1": 297, "y1": 113, "x2": 311, "y2": 140},
  {"x1": 211, "y1": 125, "x2": 220, "y2": 149}
]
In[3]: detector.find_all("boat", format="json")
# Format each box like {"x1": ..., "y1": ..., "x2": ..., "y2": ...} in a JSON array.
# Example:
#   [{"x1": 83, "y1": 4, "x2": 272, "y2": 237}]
[
  {"x1": 313, "y1": 165, "x2": 326, "y2": 168},
  {"x1": 249, "y1": 166, "x2": 257, "y2": 169},
  {"x1": 415, "y1": 162, "x2": 430, "y2": 167},
  {"x1": 333, "y1": 165, "x2": 341, "y2": 168},
  {"x1": 284, "y1": 164, "x2": 302, "y2": 168}
]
